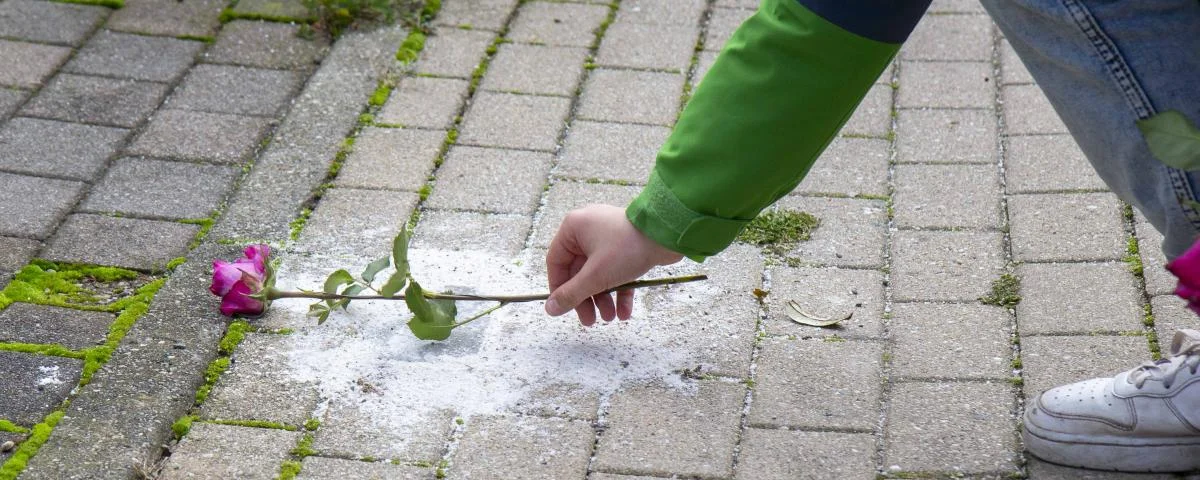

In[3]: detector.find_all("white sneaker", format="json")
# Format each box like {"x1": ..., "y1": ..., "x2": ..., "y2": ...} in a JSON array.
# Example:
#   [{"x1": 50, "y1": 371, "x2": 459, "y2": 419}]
[{"x1": 1023, "y1": 329, "x2": 1200, "y2": 472}]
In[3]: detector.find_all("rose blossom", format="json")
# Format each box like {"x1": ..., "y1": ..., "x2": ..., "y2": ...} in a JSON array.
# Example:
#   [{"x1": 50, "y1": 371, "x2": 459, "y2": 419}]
[{"x1": 210, "y1": 245, "x2": 271, "y2": 317}]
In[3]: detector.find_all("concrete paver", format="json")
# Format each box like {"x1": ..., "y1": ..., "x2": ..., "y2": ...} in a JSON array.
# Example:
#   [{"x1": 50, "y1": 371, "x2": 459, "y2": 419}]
[
  {"x1": 231, "y1": 0, "x2": 310, "y2": 20},
  {"x1": 201, "y1": 333, "x2": 319, "y2": 426},
  {"x1": 297, "y1": 457, "x2": 431, "y2": 480},
  {"x1": 891, "y1": 230, "x2": 1006, "y2": 302},
  {"x1": 378, "y1": 76, "x2": 469, "y2": 129},
  {"x1": 1020, "y1": 335, "x2": 1151, "y2": 399},
  {"x1": 415, "y1": 28, "x2": 494, "y2": 78},
  {"x1": 793, "y1": 137, "x2": 889, "y2": 196},
  {"x1": 508, "y1": 1, "x2": 609, "y2": 47},
  {"x1": 577, "y1": 69, "x2": 684, "y2": 126},
  {"x1": 0, "y1": 39, "x2": 73, "y2": 89},
  {"x1": 434, "y1": 0, "x2": 517, "y2": 31},
  {"x1": 295, "y1": 188, "x2": 419, "y2": 258},
  {"x1": 0, "y1": 88, "x2": 24, "y2": 118},
  {"x1": 897, "y1": 61, "x2": 994, "y2": 108},
  {"x1": 82, "y1": 157, "x2": 238, "y2": 219},
  {"x1": 765, "y1": 266, "x2": 885, "y2": 339},
  {"x1": 0, "y1": 117, "x2": 128, "y2": 181},
  {"x1": 21, "y1": 74, "x2": 169, "y2": 128},
  {"x1": 334, "y1": 127, "x2": 446, "y2": 191},
  {"x1": 704, "y1": 8, "x2": 753, "y2": 52},
  {"x1": 735, "y1": 429, "x2": 877, "y2": 480},
  {"x1": 204, "y1": 20, "x2": 329, "y2": 70},
  {"x1": 616, "y1": 0, "x2": 705, "y2": 26},
  {"x1": 450, "y1": 415, "x2": 594, "y2": 479},
  {"x1": 895, "y1": 108, "x2": 997, "y2": 164},
  {"x1": 0, "y1": 351, "x2": 82, "y2": 425},
  {"x1": 901, "y1": 13, "x2": 993, "y2": 61},
  {"x1": 0, "y1": 172, "x2": 85, "y2": 239},
  {"x1": 128, "y1": 109, "x2": 274, "y2": 164},
  {"x1": 481, "y1": 43, "x2": 588, "y2": 96},
  {"x1": 1016, "y1": 262, "x2": 1143, "y2": 334},
  {"x1": 0, "y1": 235, "x2": 39, "y2": 273},
  {"x1": 167, "y1": 64, "x2": 304, "y2": 116},
  {"x1": 44, "y1": 214, "x2": 199, "y2": 271},
  {"x1": 893, "y1": 163, "x2": 1001, "y2": 229},
  {"x1": 1008, "y1": 192, "x2": 1126, "y2": 262},
  {"x1": 596, "y1": 22, "x2": 697, "y2": 71},
  {"x1": 1003, "y1": 83, "x2": 1069, "y2": 134},
  {"x1": 159, "y1": 422, "x2": 300, "y2": 480},
  {"x1": 776, "y1": 196, "x2": 888, "y2": 269},
  {"x1": 749, "y1": 337, "x2": 882, "y2": 430},
  {"x1": 556, "y1": 120, "x2": 668, "y2": 184},
  {"x1": 884, "y1": 381, "x2": 1018, "y2": 474},
  {"x1": 412, "y1": 210, "x2": 531, "y2": 256},
  {"x1": 457, "y1": 91, "x2": 571, "y2": 151},
  {"x1": 0, "y1": 0, "x2": 107, "y2": 46},
  {"x1": 890, "y1": 302, "x2": 1011, "y2": 380},
  {"x1": 0, "y1": 303, "x2": 113, "y2": 350},
  {"x1": 65, "y1": 30, "x2": 204, "y2": 83},
  {"x1": 425, "y1": 145, "x2": 552, "y2": 214},
  {"x1": 107, "y1": 0, "x2": 224, "y2": 38},
  {"x1": 1006, "y1": 134, "x2": 1107, "y2": 192}
]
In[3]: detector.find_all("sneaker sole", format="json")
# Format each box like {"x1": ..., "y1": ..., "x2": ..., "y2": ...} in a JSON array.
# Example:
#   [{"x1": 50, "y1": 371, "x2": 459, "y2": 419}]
[{"x1": 1024, "y1": 422, "x2": 1200, "y2": 472}]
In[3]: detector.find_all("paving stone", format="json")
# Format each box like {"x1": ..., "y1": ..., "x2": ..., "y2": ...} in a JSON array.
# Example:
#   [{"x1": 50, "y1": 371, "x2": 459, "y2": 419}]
[
  {"x1": 531, "y1": 181, "x2": 642, "y2": 248},
  {"x1": 616, "y1": 0, "x2": 705, "y2": 26},
  {"x1": 0, "y1": 303, "x2": 114, "y2": 350},
  {"x1": 508, "y1": 383, "x2": 600, "y2": 421},
  {"x1": 43, "y1": 214, "x2": 198, "y2": 271},
  {"x1": 415, "y1": 28, "x2": 494, "y2": 78},
  {"x1": 230, "y1": 0, "x2": 310, "y2": 20},
  {"x1": 1150, "y1": 295, "x2": 1200, "y2": 350},
  {"x1": 426, "y1": 145, "x2": 552, "y2": 214},
  {"x1": 840, "y1": 83, "x2": 891, "y2": 138},
  {"x1": 1008, "y1": 193, "x2": 1126, "y2": 262},
  {"x1": 590, "y1": 474, "x2": 661, "y2": 480},
  {"x1": 749, "y1": 337, "x2": 881, "y2": 430},
  {"x1": 0, "y1": 351, "x2": 82, "y2": 425},
  {"x1": 1020, "y1": 335, "x2": 1150, "y2": 399},
  {"x1": 714, "y1": 0, "x2": 757, "y2": 7},
  {"x1": 1025, "y1": 458, "x2": 1176, "y2": 480},
  {"x1": 65, "y1": 30, "x2": 204, "y2": 83},
  {"x1": 0, "y1": 117, "x2": 128, "y2": 181},
  {"x1": 81, "y1": 157, "x2": 237, "y2": 219},
  {"x1": 297, "y1": 457, "x2": 431, "y2": 480},
  {"x1": 412, "y1": 210, "x2": 530, "y2": 256},
  {"x1": 775, "y1": 196, "x2": 888, "y2": 269},
  {"x1": 893, "y1": 163, "x2": 1001, "y2": 229},
  {"x1": 594, "y1": 381, "x2": 743, "y2": 478},
  {"x1": 596, "y1": 22, "x2": 697, "y2": 71},
  {"x1": 458, "y1": 92, "x2": 570, "y2": 151},
  {"x1": 1003, "y1": 84, "x2": 1069, "y2": 134},
  {"x1": 167, "y1": 64, "x2": 304, "y2": 116},
  {"x1": 1137, "y1": 213, "x2": 1174, "y2": 297},
  {"x1": 735, "y1": 429, "x2": 876, "y2": 480},
  {"x1": 0, "y1": 236, "x2": 39, "y2": 272},
  {"x1": 202, "y1": 333, "x2": 319, "y2": 426},
  {"x1": 704, "y1": 7, "x2": 753, "y2": 52},
  {"x1": 895, "y1": 108, "x2": 997, "y2": 164},
  {"x1": 901, "y1": 14, "x2": 993, "y2": 61},
  {"x1": 929, "y1": 0, "x2": 985, "y2": 12},
  {"x1": 295, "y1": 188, "x2": 420, "y2": 258},
  {"x1": 0, "y1": 88, "x2": 24, "y2": 118},
  {"x1": 1016, "y1": 262, "x2": 1142, "y2": 335},
  {"x1": 1005, "y1": 134, "x2": 1107, "y2": 193},
  {"x1": 211, "y1": 27, "x2": 405, "y2": 242},
  {"x1": 0, "y1": 39, "x2": 72, "y2": 89},
  {"x1": 205, "y1": 20, "x2": 329, "y2": 70},
  {"x1": 577, "y1": 69, "x2": 684, "y2": 126},
  {"x1": 1000, "y1": 40, "x2": 1034, "y2": 85},
  {"x1": 450, "y1": 415, "x2": 593, "y2": 479},
  {"x1": 692, "y1": 50, "x2": 718, "y2": 88},
  {"x1": 379, "y1": 76, "x2": 468, "y2": 129},
  {"x1": 0, "y1": 173, "x2": 85, "y2": 239},
  {"x1": 764, "y1": 266, "x2": 884, "y2": 339},
  {"x1": 897, "y1": 61, "x2": 994, "y2": 108},
  {"x1": 0, "y1": 0, "x2": 107, "y2": 46},
  {"x1": 508, "y1": 1, "x2": 609, "y2": 47},
  {"x1": 884, "y1": 381, "x2": 1018, "y2": 474},
  {"x1": 556, "y1": 120, "x2": 668, "y2": 184},
  {"x1": 335, "y1": 127, "x2": 446, "y2": 191},
  {"x1": 160, "y1": 422, "x2": 300, "y2": 480},
  {"x1": 107, "y1": 0, "x2": 224, "y2": 37},
  {"x1": 21, "y1": 74, "x2": 169, "y2": 128},
  {"x1": 481, "y1": 43, "x2": 588, "y2": 96},
  {"x1": 434, "y1": 0, "x2": 517, "y2": 31},
  {"x1": 891, "y1": 303, "x2": 1011, "y2": 380},
  {"x1": 794, "y1": 137, "x2": 889, "y2": 196},
  {"x1": 313, "y1": 402, "x2": 454, "y2": 461},
  {"x1": 128, "y1": 109, "x2": 273, "y2": 164},
  {"x1": 891, "y1": 230, "x2": 1006, "y2": 302}
]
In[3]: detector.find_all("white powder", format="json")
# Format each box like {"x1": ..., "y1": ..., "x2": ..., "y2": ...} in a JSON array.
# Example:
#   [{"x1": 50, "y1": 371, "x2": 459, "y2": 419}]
[
  {"x1": 282, "y1": 249, "x2": 717, "y2": 430},
  {"x1": 37, "y1": 365, "x2": 63, "y2": 387}
]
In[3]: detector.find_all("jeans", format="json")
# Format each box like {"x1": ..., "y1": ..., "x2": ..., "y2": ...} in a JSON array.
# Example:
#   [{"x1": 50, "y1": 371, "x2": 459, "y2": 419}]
[{"x1": 979, "y1": 0, "x2": 1200, "y2": 259}]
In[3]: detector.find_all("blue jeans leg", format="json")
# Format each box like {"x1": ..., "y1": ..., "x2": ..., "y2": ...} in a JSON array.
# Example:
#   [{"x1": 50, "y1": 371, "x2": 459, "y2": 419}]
[{"x1": 980, "y1": 0, "x2": 1200, "y2": 259}]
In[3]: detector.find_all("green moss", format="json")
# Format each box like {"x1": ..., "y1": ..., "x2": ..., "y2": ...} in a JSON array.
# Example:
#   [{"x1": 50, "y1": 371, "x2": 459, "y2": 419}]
[
  {"x1": 979, "y1": 274, "x2": 1021, "y2": 308},
  {"x1": 176, "y1": 34, "x2": 215, "y2": 43},
  {"x1": 180, "y1": 217, "x2": 216, "y2": 251},
  {"x1": 51, "y1": 0, "x2": 122, "y2": 8},
  {"x1": 1125, "y1": 237, "x2": 1144, "y2": 276},
  {"x1": 0, "y1": 410, "x2": 64, "y2": 479},
  {"x1": 1011, "y1": 357, "x2": 1023, "y2": 370},
  {"x1": 358, "y1": 113, "x2": 375, "y2": 125},
  {"x1": 737, "y1": 210, "x2": 820, "y2": 246},
  {"x1": 289, "y1": 208, "x2": 313, "y2": 241},
  {"x1": 291, "y1": 433, "x2": 316, "y2": 456},
  {"x1": 219, "y1": 8, "x2": 314, "y2": 24},
  {"x1": 303, "y1": 418, "x2": 320, "y2": 431},
  {"x1": 1008, "y1": 376, "x2": 1025, "y2": 387},
  {"x1": 195, "y1": 357, "x2": 230, "y2": 405},
  {"x1": 279, "y1": 460, "x2": 303, "y2": 479},
  {"x1": 368, "y1": 83, "x2": 392, "y2": 107},
  {"x1": 0, "y1": 420, "x2": 28, "y2": 434},
  {"x1": 396, "y1": 31, "x2": 426, "y2": 63},
  {"x1": 822, "y1": 335, "x2": 846, "y2": 343},
  {"x1": 0, "y1": 343, "x2": 83, "y2": 358},
  {"x1": 420, "y1": 0, "x2": 441, "y2": 19},
  {"x1": 166, "y1": 257, "x2": 187, "y2": 271},
  {"x1": 207, "y1": 419, "x2": 298, "y2": 431},
  {"x1": 1, "y1": 261, "x2": 141, "y2": 311},
  {"x1": 417, "y1": 184, "x2": 432, "y2": 201},
  {"x1": 171, "y1": 415, "x2": 197, "y2": 439},
  {"x1": 219, "y1": 321, "x2": 253, "y2": 355}
]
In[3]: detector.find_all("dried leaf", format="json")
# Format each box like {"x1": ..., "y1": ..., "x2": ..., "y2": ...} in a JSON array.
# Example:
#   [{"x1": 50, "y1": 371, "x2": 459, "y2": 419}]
[
  {"x1": 784, "y1": 300, "x2": 851, "y2": 327},
  {"x1": 752, "y1": 288, "x2": 769, "y2": 300}
]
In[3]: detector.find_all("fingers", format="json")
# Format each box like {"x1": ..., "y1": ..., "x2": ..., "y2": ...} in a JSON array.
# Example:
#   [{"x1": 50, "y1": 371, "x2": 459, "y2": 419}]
[
  {"x1": 575, "y1": 296, "x2": 597, "y2": 327},
  {"x1": 616, "y1": 289, "x2": 635, "y2": 320},
  {"x1": 594, "y1": 292, "x2": 617, "y2": 322}
]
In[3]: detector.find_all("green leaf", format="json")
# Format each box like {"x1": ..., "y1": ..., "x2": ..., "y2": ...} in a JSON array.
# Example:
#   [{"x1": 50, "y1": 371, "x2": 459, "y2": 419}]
[
  {"x1": 405, "y1": 280, "x2": 457, "y2": 341},
  {"x1": 1137, "y1": 110, "x2": 1200, "y2": 170},
  {"x1": 393, "y1": 228, "x2": 411, "y2": 281},
  {"x1": 361, "y1": 255, "x2": 390, "y2": 284},
  {"x1": 333, "y1": 284, "x2": 364, "y2": 311},
  {"x1": 379, "y1": 272, "x2": 407, "y2": 298},
  {"x1": 324, "y1": 269, "x2": 354, "y2": 295},
  {"x1": 306, "y1": 303, "x2": 327, "y2": 317}
]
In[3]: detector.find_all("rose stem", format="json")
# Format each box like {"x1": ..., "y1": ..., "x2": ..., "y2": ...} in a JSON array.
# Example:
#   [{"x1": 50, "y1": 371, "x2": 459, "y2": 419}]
[{"x1": 266, "y1": 274, "x2": 708, "y2": 302}]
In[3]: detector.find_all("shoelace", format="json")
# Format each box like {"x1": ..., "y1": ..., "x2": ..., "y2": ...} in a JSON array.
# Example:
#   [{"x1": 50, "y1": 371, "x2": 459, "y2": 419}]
[{"x1": 1130, "y1": 329, "x2": 1200, "y2": 389}]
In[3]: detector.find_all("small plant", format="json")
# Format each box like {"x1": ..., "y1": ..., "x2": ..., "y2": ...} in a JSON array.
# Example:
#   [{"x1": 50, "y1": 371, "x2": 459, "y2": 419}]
[
  {"x1": 737, "y1": 210, "x2": 820, "y2": 247},
  {"x1": 302, "y1": 0, "x2": 405, "y2": 37},
  {"x1": 980, "y1": 274, "x2": 1021, "y2": 308}
]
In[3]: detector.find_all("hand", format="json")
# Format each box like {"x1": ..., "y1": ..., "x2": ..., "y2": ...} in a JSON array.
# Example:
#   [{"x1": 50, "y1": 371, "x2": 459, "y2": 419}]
[{"x1": 545, "y1": 204, "x2": 684, "y2": 326}]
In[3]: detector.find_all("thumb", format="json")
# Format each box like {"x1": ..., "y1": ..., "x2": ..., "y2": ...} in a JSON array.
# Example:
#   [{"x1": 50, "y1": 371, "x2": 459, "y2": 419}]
[{"x1": 545, "y1": 261, "x2": 610, "y2": 316}]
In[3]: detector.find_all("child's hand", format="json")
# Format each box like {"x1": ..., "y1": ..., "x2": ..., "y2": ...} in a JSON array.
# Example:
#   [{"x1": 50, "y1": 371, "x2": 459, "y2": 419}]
[{"x1": 545, "y1": 204, "x2": 684, "y2": 326}]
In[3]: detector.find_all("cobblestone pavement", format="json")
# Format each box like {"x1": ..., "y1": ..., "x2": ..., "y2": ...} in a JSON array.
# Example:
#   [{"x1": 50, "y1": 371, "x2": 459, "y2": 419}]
[{"x1": 0, "y1": 0, "x2": 1195, "y2": 478}]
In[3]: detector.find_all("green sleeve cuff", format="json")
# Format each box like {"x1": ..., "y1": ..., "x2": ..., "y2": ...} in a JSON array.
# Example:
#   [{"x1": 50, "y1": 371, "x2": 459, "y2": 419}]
[{"x1": 626, "y1": 171, "x2": 750, "y2": 262}]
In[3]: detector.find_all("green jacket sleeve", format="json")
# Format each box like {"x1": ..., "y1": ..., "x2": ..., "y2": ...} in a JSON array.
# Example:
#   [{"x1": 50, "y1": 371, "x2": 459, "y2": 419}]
[{"x1": 625, "y1": 0, "x2": 901, "y2": 261}]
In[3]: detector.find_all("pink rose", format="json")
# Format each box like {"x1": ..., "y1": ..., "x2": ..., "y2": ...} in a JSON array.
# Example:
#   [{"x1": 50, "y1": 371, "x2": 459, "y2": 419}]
[
  {"x1": 1167, "y1": 240, "x2": 1200, "y2": 315},
  {"x1": 211, "y1": 245, "x2": 271, "y2": 317}
]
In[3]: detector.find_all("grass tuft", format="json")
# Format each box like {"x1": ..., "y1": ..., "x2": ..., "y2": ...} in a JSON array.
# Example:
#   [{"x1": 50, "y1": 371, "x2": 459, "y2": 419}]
[
  {"x1": 737, "y1": 210, "x2": 820, "y2": 246},
  {"x1": 979, "y1": 274, "x2": 1021, "y2": 308}
]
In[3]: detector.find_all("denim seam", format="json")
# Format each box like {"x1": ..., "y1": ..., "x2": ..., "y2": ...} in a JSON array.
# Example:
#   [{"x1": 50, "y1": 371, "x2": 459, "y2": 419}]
[{"x1": 1060, "y1": 0, "x2": 1200, "y2": 230}]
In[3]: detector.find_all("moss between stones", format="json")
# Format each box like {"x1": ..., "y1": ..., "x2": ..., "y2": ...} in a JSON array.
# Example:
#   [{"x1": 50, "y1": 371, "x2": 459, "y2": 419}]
[
  {"x1": 0, "y1": 420, "x2": 28, "y2": 435},
  {"x1": 396, "y1": 31, "x2": 426, "y2": 63},
  {"x1": 737, "y1": 210, "x2": 820, "y2": 246},
  {"x1": 218, "y1": 9, "x2": 315, "y2": 24},
  {"x1": 290, "y1": 433, "x2": 316, "y2": 456},
  {"x1": 194, "y1": 357, "x2": 230, "y2": 405},
  {"x1": 171, "y1": 415, "x2": 197, "y2": 439},
  {"x1": 278, "y1": 460, "x2": 303, "y2": 479},
  {"x1": 0, "y1": 411, "x2": 64, "y2": 480},
  {"x1": 51, "y1": 0, "x2": 122, "y2": 8},
  {"x1": 194, "y1": 320, "x2": 254, "y2": 405},
  {"x1": 180, "y1": 218, "x2": 216, "y2": 251},
  {"x1": 979, "y1": 274, "x2": 1021, "y2": 308},
  {"x1": 0, "y1": 261, "x2": 140, "y2": 311},
  {"x1": 303, "y1": 418, "x2": 321, "y2": 431},
  {"x1": 206, "y1": 419, "x2": 298, "y2": 431},
  {"x1": 368, "y1": 83, "x2": 392, "y2": 107}
]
